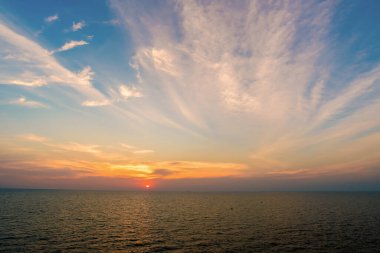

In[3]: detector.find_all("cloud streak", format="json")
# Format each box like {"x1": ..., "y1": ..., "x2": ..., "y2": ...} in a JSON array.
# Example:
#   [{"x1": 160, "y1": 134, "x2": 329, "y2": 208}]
[
  {"x1": 54, "y1": 40, "x2": 88, "y2": 53},
  {"x1": 9, "y1": 96, "x2": 48, "y2": 108}
]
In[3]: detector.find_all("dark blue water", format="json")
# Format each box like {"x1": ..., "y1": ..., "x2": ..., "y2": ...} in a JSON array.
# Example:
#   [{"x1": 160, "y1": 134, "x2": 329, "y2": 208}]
[{"x1": 0, "y1": 190, "x2": 379, "y2": 252}]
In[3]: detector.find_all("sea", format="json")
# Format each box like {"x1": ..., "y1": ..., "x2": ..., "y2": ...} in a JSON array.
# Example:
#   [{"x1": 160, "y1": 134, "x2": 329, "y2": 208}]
[{"x1": 0, "y1": 190, "x2": 379, "y2": 252}]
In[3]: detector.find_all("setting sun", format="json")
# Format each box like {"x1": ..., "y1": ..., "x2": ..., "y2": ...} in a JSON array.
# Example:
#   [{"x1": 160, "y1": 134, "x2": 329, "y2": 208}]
[{"x1": 145, "y1": 184, "x2": 151, "y2": 189}]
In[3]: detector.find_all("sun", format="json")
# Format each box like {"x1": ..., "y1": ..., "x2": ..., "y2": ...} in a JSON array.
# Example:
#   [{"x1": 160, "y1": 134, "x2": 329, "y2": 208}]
[{"x1": 145, "y1": 184, "x2": 151, "y2": 189}]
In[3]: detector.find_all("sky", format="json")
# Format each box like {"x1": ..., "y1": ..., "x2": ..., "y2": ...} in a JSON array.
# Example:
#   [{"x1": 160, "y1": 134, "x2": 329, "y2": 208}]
[{"x1": 0, "y1": 0, "x2": 379, "y2": 191}]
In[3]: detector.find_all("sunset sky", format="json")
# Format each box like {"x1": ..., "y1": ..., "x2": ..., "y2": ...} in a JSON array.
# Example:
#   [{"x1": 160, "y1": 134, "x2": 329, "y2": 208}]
[{"x1": 0, "y1": 0, "x2": 379, "y2": 190}]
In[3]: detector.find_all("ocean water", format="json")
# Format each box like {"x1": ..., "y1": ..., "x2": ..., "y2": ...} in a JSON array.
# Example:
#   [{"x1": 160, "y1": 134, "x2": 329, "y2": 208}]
[{"x1": 0, "y1": 190, "x2": 379, "y2": 252}]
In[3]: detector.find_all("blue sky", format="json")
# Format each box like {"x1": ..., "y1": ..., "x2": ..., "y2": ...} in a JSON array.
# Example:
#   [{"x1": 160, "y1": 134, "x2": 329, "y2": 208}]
[{"x1": 0, "y1": 0, "x2": 379, "y2": 190}]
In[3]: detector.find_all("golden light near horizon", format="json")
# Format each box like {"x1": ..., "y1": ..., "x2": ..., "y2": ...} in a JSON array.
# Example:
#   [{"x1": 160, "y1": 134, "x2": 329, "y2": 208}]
[{"x1": 145, "y1": 184, "x2": 151, "y2": 189}]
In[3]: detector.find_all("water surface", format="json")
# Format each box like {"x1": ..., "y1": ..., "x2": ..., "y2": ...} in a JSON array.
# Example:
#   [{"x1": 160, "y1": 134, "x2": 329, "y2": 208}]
[{"x1": 0, "y1": 190, "x2": 379, "y2": 252}]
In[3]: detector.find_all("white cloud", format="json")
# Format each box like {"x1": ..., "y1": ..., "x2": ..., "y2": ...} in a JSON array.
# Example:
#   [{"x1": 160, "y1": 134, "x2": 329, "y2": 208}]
[
  {"x1": 72, "y1": 21, "x2": 85, "y2": 31},
  {"x1": 45, "y1": 14, "x2": 59, "y2": 24},
  {"x1": 0, "y1": 21, "x2": 107, "y2": 103},
  {"x1": 8, "y1": 78, "x2": 47, "y2": 87},
  {"x1": 54, "y1": 40, "x2": 88, "y2": 53},
  {"x1": 10, "y1": 96, "x2": 48, "y2": 108},
  {"x1": 312, "y1": 66, "x2": 380, "y2": 127},
  {"x1": 112, "y1": 0, "x2": 332, "y2": 126},
  {"x1": 119, "y1": 85, "x2": 143, "y2": 99},
  {"x1": 137, "y1": 48, "x2": 179, "y2": 76}
]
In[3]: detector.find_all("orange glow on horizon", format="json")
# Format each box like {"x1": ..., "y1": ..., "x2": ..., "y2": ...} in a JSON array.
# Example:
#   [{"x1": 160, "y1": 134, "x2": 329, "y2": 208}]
[{"x1": 145, "y1": 184, "x2": 151, "y2": 189}]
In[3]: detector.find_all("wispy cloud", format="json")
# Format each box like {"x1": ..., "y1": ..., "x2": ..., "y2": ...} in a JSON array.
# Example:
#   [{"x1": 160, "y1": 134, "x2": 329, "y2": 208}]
[
  {"x1": 103, "y1": 19, "x2": 120, "y2": 25},
  {"x1": 72, "y1": 21, "x2": 85, "y2": 31},
  {"x1": 19, "y1": 133, "x2": 48, "y2": 142},
  {"x1": 76, "y1": 66, "x2": 94, "y2": 84},
  {"x1": 55, "y1": 142, "x2": 101, "y2": 154},
  {"x1": 54, "y1": 40, "x2": 88, "y2": 53},
  {"x1": 110, "y1": 0, "x2": 380, "y2": 177},
  {"x1": 0, "y1": 21, "x2": 104, "y2": 94},
  {"x1": 8, "y1": 78, "x2": 47, "y2": 87},
  {"x1": 20, "y1": 133, "x2": 102, "y2": 155},
  {"x1": 45, "y1": 14, "x2": 59, "y2": 24}
]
